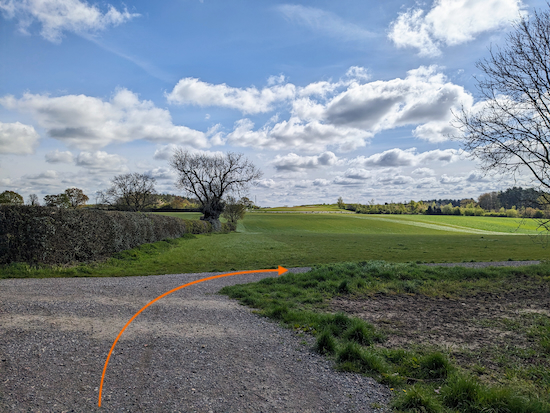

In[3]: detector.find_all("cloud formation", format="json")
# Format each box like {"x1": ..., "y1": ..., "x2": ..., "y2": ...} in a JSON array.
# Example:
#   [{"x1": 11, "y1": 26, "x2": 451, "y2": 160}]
[
  {"x1": 272, "y1": 151, "x2": 339, "y2": 172},
  {"x1": 76, "y1": 151, "x2": 128, "y2": 173},
  {"x1": 45, "y1": 149, "x2": 74, "y2": 163},
  {"x1": 166, "y1": 78, "x2": 296, "y2": 114},
  {"x1": 352, "y1": 148, "x2": 462, "y2": 168},
  {"x1": 199, "y1": 65, "x2": 473, "y2": 151},
  {"x1": 1, "y1": 89, "x2": 210, "y2": 150},
  {"x1": 388, "y1": 0, "x2": 525, "y2": 56},
  {"x1": 0, "y1": 0, "x2": 138, "y2": 42},
  {"x1": 0, "y1": 121, "x2": 39, "y2": 154}
]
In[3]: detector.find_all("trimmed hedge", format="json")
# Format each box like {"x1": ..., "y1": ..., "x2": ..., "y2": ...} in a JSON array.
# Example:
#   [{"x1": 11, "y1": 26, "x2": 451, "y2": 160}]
[{"x1": 0, "y1": 206, "x2": 222, "y2": 265}]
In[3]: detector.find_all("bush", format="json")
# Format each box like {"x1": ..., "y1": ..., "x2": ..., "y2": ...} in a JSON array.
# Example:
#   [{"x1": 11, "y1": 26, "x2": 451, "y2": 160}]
[{"x1": 0, "y1": 206, "x2": 215, "y2": 265}]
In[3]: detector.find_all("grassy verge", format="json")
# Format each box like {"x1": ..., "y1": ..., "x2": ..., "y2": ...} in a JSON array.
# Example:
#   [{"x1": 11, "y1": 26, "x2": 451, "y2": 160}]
[{"x1": 220, "y1": 261, "x2": 550, "y2": 412}]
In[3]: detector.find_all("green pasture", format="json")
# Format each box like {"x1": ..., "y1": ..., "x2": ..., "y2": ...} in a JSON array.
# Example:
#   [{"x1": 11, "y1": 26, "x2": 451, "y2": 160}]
[
  {"x1": 2, "y1": 212, "x2": 547, "y2": 279},
  {"x1": 263, "y1": 204, "x2": 341, "y2": 211}
]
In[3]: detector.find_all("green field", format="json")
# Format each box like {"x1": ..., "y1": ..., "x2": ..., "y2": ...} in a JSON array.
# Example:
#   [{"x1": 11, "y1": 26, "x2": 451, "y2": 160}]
[{"x1": 3, "y1": 212, "x2": 547, "y2": 279}]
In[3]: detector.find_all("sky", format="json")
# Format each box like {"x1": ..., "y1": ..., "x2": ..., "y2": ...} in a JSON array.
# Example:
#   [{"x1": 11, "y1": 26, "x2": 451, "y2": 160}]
[{"x1": 0, "y1": 0, "x2": 546, "y2": 207}]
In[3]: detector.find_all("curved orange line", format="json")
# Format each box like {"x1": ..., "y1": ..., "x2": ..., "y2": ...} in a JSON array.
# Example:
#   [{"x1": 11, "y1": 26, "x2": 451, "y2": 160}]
[{"x1": 98, "y1": 266, "x2": 287, "y2": 407}]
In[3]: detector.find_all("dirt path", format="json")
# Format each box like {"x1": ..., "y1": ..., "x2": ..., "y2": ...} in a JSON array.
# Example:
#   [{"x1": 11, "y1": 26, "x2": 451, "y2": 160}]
[{"x1": 0, "y1": 269, "x2": 390, "y2": 412}]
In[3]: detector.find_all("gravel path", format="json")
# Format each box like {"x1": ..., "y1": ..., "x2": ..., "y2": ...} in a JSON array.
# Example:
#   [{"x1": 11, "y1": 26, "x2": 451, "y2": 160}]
[{"x1": 0, "y1": 268, "x2": 390, "y2": 412}]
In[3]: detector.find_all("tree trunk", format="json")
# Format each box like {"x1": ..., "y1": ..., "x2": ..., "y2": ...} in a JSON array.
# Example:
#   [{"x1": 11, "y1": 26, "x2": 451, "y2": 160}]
[{"x1": 200, "y1": 215, "x2": 221, "y2": 231}]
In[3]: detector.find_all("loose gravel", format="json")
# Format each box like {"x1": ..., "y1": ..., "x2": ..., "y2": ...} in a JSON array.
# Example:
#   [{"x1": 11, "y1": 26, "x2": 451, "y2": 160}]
[{"x1": 0, "y1": 268, "x2": 391, "y2": 412}]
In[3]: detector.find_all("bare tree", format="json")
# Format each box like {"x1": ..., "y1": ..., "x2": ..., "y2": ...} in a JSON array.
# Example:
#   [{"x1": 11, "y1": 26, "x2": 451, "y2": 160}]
[
  {"x1": 100, "y1": 173, "x2": 157, "y2": 211},
  {"x1": 27, "y1": 194, "x2": 40, "y2": 206},
  {"x1": 452, "y1": 6, "x2": 550, "y2": 229},
  {"x1": 170, "y1": 150, "x2": 262, "y2": 230}
]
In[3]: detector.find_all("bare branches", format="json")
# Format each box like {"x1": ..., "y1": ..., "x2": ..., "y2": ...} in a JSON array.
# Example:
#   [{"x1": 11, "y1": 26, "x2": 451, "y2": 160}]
[
  {"x1": 452, "y1": 6, "x2": 550, "y2": 195},
  {"x1": 101, "y1": 173, "x2": 157, "y2": 211},
  {"x1": 169, "y1": 149, "x2": 262, "y2": 229}
]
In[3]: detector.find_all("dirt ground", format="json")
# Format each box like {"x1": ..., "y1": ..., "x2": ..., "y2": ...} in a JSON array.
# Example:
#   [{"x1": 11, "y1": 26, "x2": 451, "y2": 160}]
[{"x1": 331, "y1": 276, "x2": 550, "y2": 376}]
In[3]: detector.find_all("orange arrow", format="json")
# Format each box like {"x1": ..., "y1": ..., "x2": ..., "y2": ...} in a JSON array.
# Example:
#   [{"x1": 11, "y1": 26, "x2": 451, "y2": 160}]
[{"x1": 98, "y1": 266, "x2": 287, "y2": 407}]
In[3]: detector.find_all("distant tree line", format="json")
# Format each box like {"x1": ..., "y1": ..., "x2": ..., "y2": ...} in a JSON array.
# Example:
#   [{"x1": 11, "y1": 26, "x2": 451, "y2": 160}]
[{"x1": 338, "y1": 187, "x2": 550, "y2": 219}]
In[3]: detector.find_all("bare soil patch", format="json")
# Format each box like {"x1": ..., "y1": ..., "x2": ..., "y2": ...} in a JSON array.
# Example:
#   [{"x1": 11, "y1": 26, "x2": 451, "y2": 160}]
[{"x1": 331, "y1": 276, "x2": 550, "y2": 379}]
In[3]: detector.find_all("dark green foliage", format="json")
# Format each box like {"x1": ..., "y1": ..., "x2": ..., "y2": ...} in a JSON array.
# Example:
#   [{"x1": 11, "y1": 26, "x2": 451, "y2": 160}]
[
  {"x1": 315, "y1": 330, "x2": 337, "y2": 355},
  {"x1": 419, "y1": 352, "x2": 452, "y2": 379},
  {"x1": 0, "y1": 205, "x2": 214, "y2": 265},
  {"x1": 440, "y1": 374, "x2": 481, "y2": 411},
  {"x1": 391, "y1": 385, "x2": 443, "y2": 413}
]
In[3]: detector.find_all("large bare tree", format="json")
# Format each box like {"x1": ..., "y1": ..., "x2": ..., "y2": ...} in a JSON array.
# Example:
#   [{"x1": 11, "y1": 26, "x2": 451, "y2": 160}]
[
  {"x1": 452, "y1": 6, "x2": 550, "y2": 215},
  {"x1": 99, "y1": 173, "x2": 157, "y2": 211},
  {"x1": 170, "y1": 150, "x2": 262, "y2": 230}
]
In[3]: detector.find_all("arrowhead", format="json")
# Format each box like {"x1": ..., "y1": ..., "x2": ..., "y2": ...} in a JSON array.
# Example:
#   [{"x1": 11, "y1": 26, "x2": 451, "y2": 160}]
[{"x1": 277, "y1": 266, "x2": 288, "y2": 275}]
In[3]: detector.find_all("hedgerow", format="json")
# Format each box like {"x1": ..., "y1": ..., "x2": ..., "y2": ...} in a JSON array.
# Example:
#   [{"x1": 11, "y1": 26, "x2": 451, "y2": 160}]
[{"x1": 0, "y1": 206, "x2": 223, "y2": 265}]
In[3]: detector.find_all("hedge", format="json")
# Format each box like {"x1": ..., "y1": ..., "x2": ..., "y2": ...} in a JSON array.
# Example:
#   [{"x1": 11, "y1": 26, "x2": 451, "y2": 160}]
[{"x1": 0, "y1": 206, "x2": 226, "y2": 265}]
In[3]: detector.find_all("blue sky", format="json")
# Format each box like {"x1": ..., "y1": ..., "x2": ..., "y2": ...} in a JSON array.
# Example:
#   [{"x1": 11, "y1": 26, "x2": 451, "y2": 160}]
[{"x1": 0, "y1": 0, "x2": 545, "y2": 206}]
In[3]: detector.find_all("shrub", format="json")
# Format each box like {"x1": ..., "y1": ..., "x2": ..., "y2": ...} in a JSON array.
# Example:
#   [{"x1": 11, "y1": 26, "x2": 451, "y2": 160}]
[
  {"x1": 419, "y1": 352, "x2": 452, "y2": 379},
  {"x1": 391, "y1": 385, "x2": 443, "y2": 413},
  {"x1": 315, "y1": 330, "x2": 337, "y2": 355},
  {"x1": 0, "y1": 206, "x2": 214, "y2": 265}
]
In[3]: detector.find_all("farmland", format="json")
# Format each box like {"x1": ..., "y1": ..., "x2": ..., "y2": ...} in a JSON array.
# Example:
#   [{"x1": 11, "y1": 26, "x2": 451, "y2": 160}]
[{"x1": 2, "y1": 211, "x2": 547, "y2": 279}]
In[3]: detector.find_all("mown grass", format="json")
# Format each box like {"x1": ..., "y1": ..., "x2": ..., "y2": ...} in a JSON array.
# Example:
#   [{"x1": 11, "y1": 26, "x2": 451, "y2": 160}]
[
  {"x1": 1, "y1": 212, "x2": 548, "y2": 278},
  {"x1": 220, "y1": 261, "x2": 550, "y2": 413}
]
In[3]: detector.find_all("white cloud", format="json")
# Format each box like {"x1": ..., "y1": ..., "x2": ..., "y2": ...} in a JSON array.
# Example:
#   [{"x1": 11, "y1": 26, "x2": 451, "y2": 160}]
[
  {"x1": 440, "y1": 174, "x2": 463, "y2": 184},
  {"x1": 412, "y1": 167, "x2": 436, "y2": 176},
  {"x1": 276, "y1": 4, "x2": 375, "y2": 41},
  {"x1": 45, "y1": 149, "x2": 74, "y2": 163},
  {"x1": 0, "y1": 0, "x2": 139, "y2": 43},
  {"x1": 166, "y1": 77, "x2": 296, "y2": 114},
  {"x1": 1, "y1": 89, "x2": 210, "y2": 150},
  {"x1": 312, "y1": 178, "x2": 331, "y2": 187},
  {"x1": 24, "y1": 170, "x2": 62, "y2": 187},
  {"x1": 352, "y1": 148, "x2": 461, "y2": 168},
  {"x1": 343, "y1": 168, "x2": 370, "y2": 180},
  {"x1": 272, "y1": 151, "x2": 340, "y2": 172},
  {"x1": 153, "y1": 144, "x2": 179, "y2": 161},
  {"x1": 0, "y1": 121, "x2": 40, "y2": 154},
  {"x1": 145, "y1": 167, "x2": 176, "y2": 181},
  {"x1": 388, "y1": 0, "x2": 525, "y2": 56},
  {"x1": 227, "y1": 117, "x2": 370, "y2": 152},
  {"x1": 76, "y1": 151, "x2": 128, "y2": 173},
  {"x1": 324, "y1": 66, "x2": 473, "y2": 139}
]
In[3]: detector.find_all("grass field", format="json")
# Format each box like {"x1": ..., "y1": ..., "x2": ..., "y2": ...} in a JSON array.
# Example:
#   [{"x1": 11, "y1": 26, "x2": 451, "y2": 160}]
[{"x1": 1, "y1": 212, "x2": 548, "y2": 278}]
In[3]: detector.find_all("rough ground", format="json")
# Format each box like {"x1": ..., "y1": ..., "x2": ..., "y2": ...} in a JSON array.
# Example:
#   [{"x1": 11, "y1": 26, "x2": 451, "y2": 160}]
[
  {"x1": 0, "y1": 269, "x2": 390, "y2": 413},
  {"x1": 331, "y1": 261, "x2": 549, "y2": 378}
]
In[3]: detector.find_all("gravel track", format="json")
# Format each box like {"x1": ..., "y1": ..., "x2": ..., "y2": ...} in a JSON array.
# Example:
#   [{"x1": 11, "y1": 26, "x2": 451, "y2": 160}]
[{"x1": 0, "y1": 268, "x2": 390, "y2": 412}]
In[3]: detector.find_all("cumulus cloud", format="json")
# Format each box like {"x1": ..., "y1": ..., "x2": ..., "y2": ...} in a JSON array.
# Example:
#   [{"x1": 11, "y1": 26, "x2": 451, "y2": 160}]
[
  {"x1": 1, "y1": 89, "x2": 209, "y2": 150},
  {"x1": 0, "y1": 0, "x2": 139, "y2": 42},
  {"x1": 276, "y1": 4, "x2": 375, "y2": 41},
  {"x1": 388, "y1": 0, "x2": 525, "y2": 56},
  {"x1": 227, "y1": 117, "x2": 370, "y2": 153},
  {"x1": 312, "y1": 178, "x2": 331, "y2": 187},
  {"x1": 272, "y1": 151, "x2": 339, "y2": 172},
  {"x1": 24, "y1": 170, "x2": 62, "y2": 187},
  {"x1": 440, "y1": 174, "x2": 463, "y2": 184},
  {"x1": 0, "y1": 121, "x2": 40, "y2": 154},
  {"x1": 412, "y1": 167, "x2": 436, "y2": 176},
  {"x1": 466, "y1": 171, "x2": 491, "y2": 182},
  {"x1": 324, "y1": 66, "x2": 473, "y2": 141},
  {"x1": 76, "y1": 151, "x2": 128, "y2": 173},
  {"x1": 145, "y1": 167, "x2": 176, "y2": 181},
  {"x1": 343, "y1": 168, "x2": 370, "y2": 180},
  {"x1": 45, "y1": 149, "x2": 74, "y2": 163},
  {"x1": 353, "y1": 148, "x2": 461, "y2": 168},
  {"x1": 166, "y1": 78, "x2": 296, "y2": 114}
]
